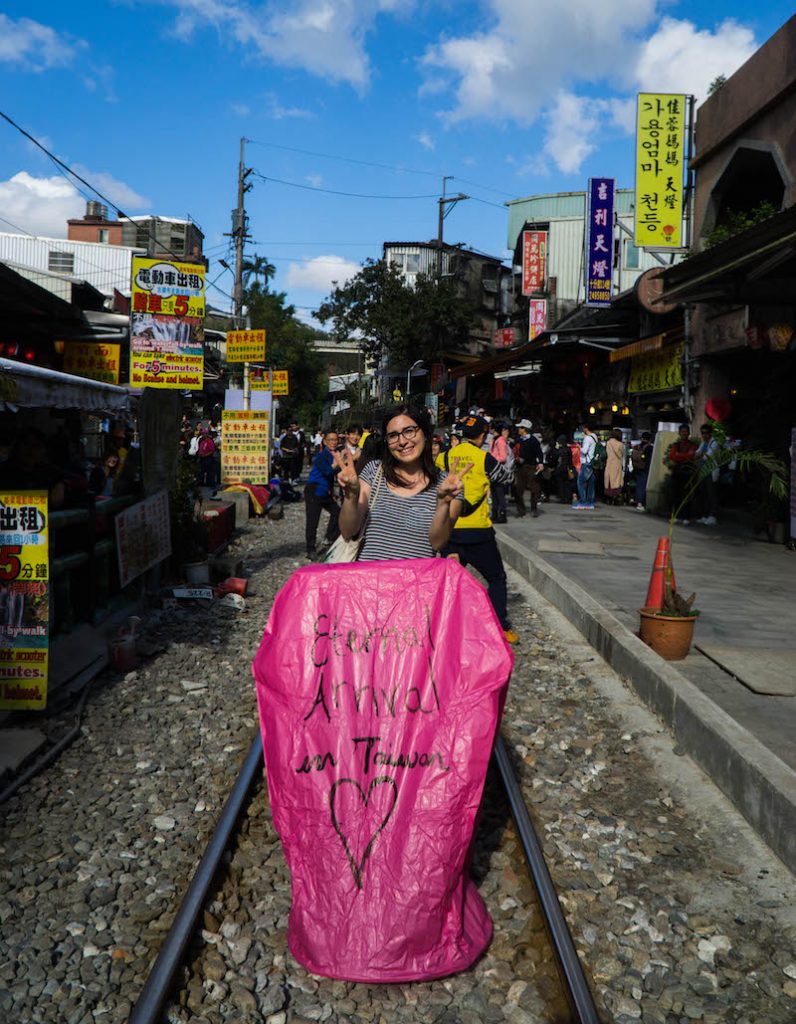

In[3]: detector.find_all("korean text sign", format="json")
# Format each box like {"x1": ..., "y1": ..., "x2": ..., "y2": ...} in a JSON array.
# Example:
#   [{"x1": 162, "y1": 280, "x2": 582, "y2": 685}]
[
  {"x1": 0, "y1": 492, "x2": 49, "y2": 710},
  {"x1": 63, "y1": 343, "x2": 121, "y2": 385},
  {"x1": 585, "y1": 178, "x2": 615, "y2": 307},
  {"x1": 253, "y1": 559, "x2": 513, "y2": 981},
  {"x1": 634, "y1": 94, "x2": 686, "y2": 249},
  {"x1": 529, "y1": 299, "x2": 547, "y2": 341},
  {"x1": 130, "y1": 256, "x2": 205, "y2": 390},
  {"x1": 227, "y1": 329, "x2": 266, "y2": 364},
  {"x1": 521, "y1": 230, "x2": 547, "y2": 295},
  {"x1": 221, "y1": 410, "x2": 269, "y2": 485}
]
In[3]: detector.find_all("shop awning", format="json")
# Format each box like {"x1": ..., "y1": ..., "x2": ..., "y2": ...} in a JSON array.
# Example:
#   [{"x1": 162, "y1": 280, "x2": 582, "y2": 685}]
[
  {"x1": 0, "y1": 358, "x2": 132, "y2": 414},
  {"x1": 610, "y1": 334, "x2": 664, "y2": 363}
]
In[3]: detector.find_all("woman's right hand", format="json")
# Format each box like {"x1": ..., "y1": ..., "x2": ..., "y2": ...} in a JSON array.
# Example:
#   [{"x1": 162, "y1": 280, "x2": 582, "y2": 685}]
[{"x1": 331, "y1": 448, "x2": 360, "y2": 496}]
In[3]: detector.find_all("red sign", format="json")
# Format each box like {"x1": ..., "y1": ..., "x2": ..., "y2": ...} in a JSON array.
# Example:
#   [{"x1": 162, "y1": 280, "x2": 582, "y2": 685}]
[
  {"x1": 529, "y1": 299, "x2": 547, "y2": 341},
  {"x1": 522, "y1": 230, "x2": 547, "y2": 295},
  {"x1": 493, "y1": 328, "x2": 516, "y2": 349}
]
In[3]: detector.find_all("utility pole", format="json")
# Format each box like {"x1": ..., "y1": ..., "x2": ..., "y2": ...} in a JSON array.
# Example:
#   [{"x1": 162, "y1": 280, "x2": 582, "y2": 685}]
[
  {"x1": 436, "y1": 176, "x2": 469, "y2": 272},
  {"x1": 230, "y1": 137, "x2": 252, "y2": 406}
]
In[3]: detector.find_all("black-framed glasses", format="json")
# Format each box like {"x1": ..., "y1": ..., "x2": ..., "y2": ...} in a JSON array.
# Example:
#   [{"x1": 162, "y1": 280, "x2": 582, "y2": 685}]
[{"x1": 386, "y1": 425, "x2": 420, "y2": 445}]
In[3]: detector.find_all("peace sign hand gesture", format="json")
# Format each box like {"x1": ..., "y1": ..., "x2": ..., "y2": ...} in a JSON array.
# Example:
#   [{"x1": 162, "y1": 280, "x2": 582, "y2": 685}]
[
  {"x1": 331, "y1": 447, "x2": 360, "y2": 496},
  {"x1": 437, "y1": 458, "x2": 472, "y2": 505}
]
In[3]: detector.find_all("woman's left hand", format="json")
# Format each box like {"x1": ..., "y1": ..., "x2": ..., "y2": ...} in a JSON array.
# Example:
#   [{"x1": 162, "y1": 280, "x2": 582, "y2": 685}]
[{"x1": 437, "y1": 462, "x2": 472, "y2": 505}]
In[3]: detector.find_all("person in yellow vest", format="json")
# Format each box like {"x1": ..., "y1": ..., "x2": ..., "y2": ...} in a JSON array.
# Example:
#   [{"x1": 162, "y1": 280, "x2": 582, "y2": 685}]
[
  {"x1": 435, "y1": 415, "x2": 519, "y2": 645},
  {"x1": 392, "y1": 386, "x2": 403, "y2": 403}
]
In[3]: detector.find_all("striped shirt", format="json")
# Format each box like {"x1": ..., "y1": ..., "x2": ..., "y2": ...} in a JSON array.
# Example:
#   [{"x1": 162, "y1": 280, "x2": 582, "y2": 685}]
[{"x1": 358, "y1": 460, "x2": 445, "y2": 561}]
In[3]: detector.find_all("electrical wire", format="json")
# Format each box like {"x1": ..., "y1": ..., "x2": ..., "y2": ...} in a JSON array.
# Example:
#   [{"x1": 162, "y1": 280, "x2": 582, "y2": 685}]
[{"x1": 251, "y1": 170, "x2": 438, "y2": 201}]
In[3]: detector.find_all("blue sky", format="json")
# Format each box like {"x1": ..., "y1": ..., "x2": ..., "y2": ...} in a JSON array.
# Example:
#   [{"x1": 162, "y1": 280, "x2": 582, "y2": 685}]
[{"x1": 0, "y1": 1, "x2": 792, "y2": 321}]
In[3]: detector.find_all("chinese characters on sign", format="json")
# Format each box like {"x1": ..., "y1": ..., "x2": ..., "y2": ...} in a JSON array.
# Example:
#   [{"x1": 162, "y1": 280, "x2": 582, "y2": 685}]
[
  {"x1": 251, "y1": 370, "x2": 289, "y2": 394},
  {"x1": 226, "y1": 329, "x2": 266, "y2": 363},
  {"x1": 521, "y1": 231, "x2": 547, "y2": 295},
  {"x1": 63, "y1": 343, "x2": 121, "y2": 385},
  {"x1": 528, "y1": 299, "x2": 547, "y2": 342},
  {"x1": 585, "y1": 178, "x2": 615, "y2": 307},
  {"x1": 115, "y1": 491, "x2": 172, "y2": 589},
  {"x1": 221, "y1": 410, "x2": 270, "y2": 486},
  {"x1": 130, "y1": 256, "x2": 206, "y2": 389},
  {"x1": 627, "y1": 343, "x2": 684, "y2": 394},
  {"x1": 493, "y1": 328, "x2": 516, "y2": 349},
  {"x1": 0, "y1": 492, "x2": 49, "y2": 710},
  {"x1": 634, "y1": 94, "x2": 687, "y2": 249}
]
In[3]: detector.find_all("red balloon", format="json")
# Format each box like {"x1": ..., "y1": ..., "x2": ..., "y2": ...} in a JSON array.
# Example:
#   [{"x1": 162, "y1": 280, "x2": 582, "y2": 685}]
[{"x1": 705, "y1": 398, "x2": 732, "y2": 422}]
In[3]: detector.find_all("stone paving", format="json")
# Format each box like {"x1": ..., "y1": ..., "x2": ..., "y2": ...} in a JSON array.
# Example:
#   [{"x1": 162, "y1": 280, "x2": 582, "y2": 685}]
[{"x1": 1, "y1": 503, "x2": 795, "y2": 1024}]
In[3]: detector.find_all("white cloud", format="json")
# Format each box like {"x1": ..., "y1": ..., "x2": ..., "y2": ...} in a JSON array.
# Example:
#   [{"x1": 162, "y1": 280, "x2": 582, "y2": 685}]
[
  {"x1": 422, "y1": 0, "x2": 657, "y2": 124},
  {"x1": 0, "y1": 171, "x2": 149, "y2": 239},
  {"x1": 305, "y1": 174, "x2": 324, "y2": 187},
  {"x1": 72, "y1": 168, "x2": 150, "y2": 211},
  {"x1": 0, "y1": 14, "x2": 85, "y2": 71},
  {"x1": 542, "y1": 93, "x2": 600, "y2": 175},
  {"x1": 158, "y1": 0, "x2": 410, "y2": 88},
  {"x1": 634, "y1": 17, "x2": 756, "y2": 102},
  {"x1": 286, "y1": 255, "x2": 361, "y2": 293},
  {"x1": 231, "y1": 102, "x2": 251, "y2": 117},
  {"x1": 265, "y1": 92, "x2": 315, "y2": 119},
  {"x1": 416, "y1": 131, "x2": 435, "y2": 151}
]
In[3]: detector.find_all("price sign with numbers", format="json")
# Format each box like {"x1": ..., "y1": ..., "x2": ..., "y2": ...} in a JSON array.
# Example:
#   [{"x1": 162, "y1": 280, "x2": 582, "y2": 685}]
[{"x1": 0, "y1": 492, "x2": 50, "y2": 710}]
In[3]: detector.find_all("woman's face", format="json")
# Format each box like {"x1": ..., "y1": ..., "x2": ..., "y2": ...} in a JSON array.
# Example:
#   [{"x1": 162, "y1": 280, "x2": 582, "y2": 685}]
[{"x1": 385, "y1": 414, "x2": 425, "y2": 464}]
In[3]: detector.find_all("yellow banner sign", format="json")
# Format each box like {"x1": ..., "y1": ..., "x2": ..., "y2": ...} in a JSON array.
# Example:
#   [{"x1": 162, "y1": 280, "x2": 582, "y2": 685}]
[
  {"x1": 0, "y1": 492, "x2": 49, "y2": 710},
  {"x1": 628, "y1": 343, "x2": 683, "y2": 394},
  {"x1": 227, "y1": 329, "x2": 266, "y2": 363},
  {"x1": 64, "y1": 342, "x2": 121, "y2": 385},
  {"x1": 130, "y1": 255, "x2": 205, "y2": 390},
  {"x1": 221, "y1": 411, "x2": 270, "y2": 486},
  {"x1": 252, "y1": 370, "x2": 289, "y2": 394},
  {"x1": 634, "y1": 94, "x2": 686, "y2": 249}
]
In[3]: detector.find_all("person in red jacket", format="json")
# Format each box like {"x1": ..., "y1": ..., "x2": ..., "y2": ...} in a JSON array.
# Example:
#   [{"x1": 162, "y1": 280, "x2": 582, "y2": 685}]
[{"x1": 665, "y1": 424, "x2": 697, "y2": 523}]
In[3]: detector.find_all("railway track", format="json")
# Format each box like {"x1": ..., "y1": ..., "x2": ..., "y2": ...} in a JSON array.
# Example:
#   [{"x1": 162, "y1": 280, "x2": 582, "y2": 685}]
[{"x1": 130, "y1": 732, "x2": 600, "y2": 1024}]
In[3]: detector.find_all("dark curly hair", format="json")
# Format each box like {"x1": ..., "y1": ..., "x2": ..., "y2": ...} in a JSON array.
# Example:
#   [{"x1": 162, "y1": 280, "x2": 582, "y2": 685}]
[{"x1": 379, "y1": 404, "x2": 440, "y2": 491}]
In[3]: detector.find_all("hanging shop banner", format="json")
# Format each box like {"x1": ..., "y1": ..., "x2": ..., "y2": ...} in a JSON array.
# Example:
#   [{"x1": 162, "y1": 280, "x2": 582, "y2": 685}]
[
  {"x1": 0, "y1": 492, "x2": 49, "y2": 710},
  {"x1": 250, "y1": 370, "x2": 288, "y2": 394},
  {"x1": 493, "y1": 328, "x2": 516, "y2": 349},
  {"x1": 63, "y1": 342, "x2": 121, "y2": 385},
  {"x1": 634, "y1": 94, "x2": 687, "y2": 249},
  {"x1": 628, "y1": 343, "x2": 683, "y2": 394},
  {"x1": 115, "y1": 490, "x2": 172, "y2": 590},
  {"x1": 529, "y1": 299, "x2": 547, "y2": 342},
  {"x1": 227, "y1": 329, "x2": 266, "y2": 364},
  {"x1": 521, "y1": 231, "x2": 547, "y2": 295},
  {"x1": 221, "y1": 410, "x2": 270, "y2": 486},
  {"x1": 130, "y1": 256, "x2": 205, "y2": 390},
  {"x1": 585, "y1": 178, "x2": 615, "y2": 307}
]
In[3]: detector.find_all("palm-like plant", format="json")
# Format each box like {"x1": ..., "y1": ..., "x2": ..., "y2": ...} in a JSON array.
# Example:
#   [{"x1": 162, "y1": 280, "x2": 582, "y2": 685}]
[{"x1": 242, "y1": 254, "x2": 276, "y2": 292}]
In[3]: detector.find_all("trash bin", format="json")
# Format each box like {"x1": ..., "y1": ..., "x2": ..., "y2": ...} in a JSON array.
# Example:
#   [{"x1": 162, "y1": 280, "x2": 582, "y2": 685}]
[{"x1": 252, "y1": 557, "x2": 513, "y2": 982}]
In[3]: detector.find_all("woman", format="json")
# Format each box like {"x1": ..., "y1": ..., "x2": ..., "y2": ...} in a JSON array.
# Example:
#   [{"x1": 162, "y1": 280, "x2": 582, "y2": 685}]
[
  {"x1": 489, "y1": 422, "x2": 512, "y2": 523},
  {"x1": 333, "y1": 406, "x2": 467, "y2": 561},
  {"x1": 89, "y1": 451, "x2": 120, "y2": 498},
  {"x1": 604, "y1": 428, "x2": 625, "y2": 504}
]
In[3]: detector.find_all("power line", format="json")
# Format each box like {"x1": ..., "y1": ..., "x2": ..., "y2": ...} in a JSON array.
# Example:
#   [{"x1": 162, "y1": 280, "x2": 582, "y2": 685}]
[{"x1": 251, "y1": 171, "x2": 438, "y2": 201}]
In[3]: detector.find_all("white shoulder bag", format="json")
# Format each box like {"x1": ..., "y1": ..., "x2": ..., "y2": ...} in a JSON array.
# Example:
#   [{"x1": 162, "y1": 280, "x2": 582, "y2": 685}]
[{"x1": 322, "y1": 464, "x2": 383, "y2": 563}]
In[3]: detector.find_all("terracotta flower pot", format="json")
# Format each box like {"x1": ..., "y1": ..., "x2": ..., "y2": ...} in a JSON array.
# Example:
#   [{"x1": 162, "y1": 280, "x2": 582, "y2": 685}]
[{"x1": 638, "y1": 607, "x2": 697, "y2": 661}]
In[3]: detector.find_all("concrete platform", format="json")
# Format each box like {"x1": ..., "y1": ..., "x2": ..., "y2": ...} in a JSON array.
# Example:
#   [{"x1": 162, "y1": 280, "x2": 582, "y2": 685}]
[{"x1": 496, "y1": 500, "x2": 796, "y2": 873}]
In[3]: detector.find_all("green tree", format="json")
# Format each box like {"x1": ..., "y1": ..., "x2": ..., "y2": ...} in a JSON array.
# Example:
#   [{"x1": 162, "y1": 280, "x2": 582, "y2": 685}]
[
  {"x1": 315, "y1": 258, "x2": 473, "y2": 367},
  {"x1": 242, "y1": 254, "x2": 276, "y2": 291}
]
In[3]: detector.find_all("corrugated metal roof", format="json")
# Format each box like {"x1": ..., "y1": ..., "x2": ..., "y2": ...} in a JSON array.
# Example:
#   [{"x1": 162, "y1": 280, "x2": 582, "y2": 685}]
[
  {"x1": 0, "y1": 233, "x2": 143, "y2": 296},
  {"x1": 507, "y1": 189, "x2": 636, "y2": 251}
]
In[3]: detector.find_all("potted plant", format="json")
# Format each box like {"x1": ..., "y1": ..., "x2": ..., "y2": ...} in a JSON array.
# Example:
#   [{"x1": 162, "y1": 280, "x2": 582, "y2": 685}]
[
  {"x1": 640, "y1": 444, "x2": 787, "y2": 660},
  {"x1": 169, "y1": 453, "x2": 210, "y2": 579}
]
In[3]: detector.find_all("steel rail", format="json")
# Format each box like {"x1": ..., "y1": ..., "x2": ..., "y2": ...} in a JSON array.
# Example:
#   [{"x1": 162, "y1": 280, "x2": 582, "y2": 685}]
[
  {"x1": 129, "y1": 733, "x2": 264, "y2": 1024},
  {"x1": 493, "y1": 735, "x2": 601, "y2": 1024}
]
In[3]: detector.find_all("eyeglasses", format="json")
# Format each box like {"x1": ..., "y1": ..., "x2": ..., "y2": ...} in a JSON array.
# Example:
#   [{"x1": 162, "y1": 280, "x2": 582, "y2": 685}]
[{"x1": 386, "y1": 425, "x2": 420, "y2": 445}]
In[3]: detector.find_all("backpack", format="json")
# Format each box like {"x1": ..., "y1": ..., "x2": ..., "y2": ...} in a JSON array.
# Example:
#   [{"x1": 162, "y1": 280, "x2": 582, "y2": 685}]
[
  {"x1": 591, "y1": 439, "x2": 607, "y2": 471},
  {"x1": 630, "y1": 444, "x2": 647, "y2": 471},
  {"x1": 198, "y1": 436, "x2": 215, "y2": 457}
]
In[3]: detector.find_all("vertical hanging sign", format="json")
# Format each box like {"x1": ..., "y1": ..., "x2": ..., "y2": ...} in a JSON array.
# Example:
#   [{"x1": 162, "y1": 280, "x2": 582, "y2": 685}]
[
  {"x1": 521, "y1": 230, "x2": 547, "y2": 295},
  {"x1": 634, "y1": 94, "x2": 687, "y2": 249},
  {"x1": 528, "y1": 299, "x2": 547, "y2": 342},
  {"x1": 0, "y1": 492, "x2": 49, "y2": 710},
  {"x1": 585, "y1": 177, "x2": 615, "y2": 307}
]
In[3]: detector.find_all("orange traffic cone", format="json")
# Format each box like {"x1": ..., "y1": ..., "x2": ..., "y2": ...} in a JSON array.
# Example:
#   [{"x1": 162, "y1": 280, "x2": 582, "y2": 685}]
[
  {"x1": 664, "y1": 549, "x2": 677, "y2": 594},
  {"x1": 644, "y1": 538, "x2": 670, "y2": 612}
]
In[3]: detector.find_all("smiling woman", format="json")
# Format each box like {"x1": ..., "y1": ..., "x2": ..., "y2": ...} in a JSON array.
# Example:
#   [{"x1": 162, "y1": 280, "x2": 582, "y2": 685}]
[{"x1": 334, "y1": 405, "x2": 468, "y2": 561}]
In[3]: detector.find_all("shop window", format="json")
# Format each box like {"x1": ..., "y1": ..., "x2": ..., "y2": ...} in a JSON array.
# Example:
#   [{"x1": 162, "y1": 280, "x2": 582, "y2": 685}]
[
  {"x1": 98, "y1": 229, "x2": 109, "y2": 244},
  {"x1": 48, "y1": 250, "x2": 74, "y2": 273},
  {"x1": 702, "y1": 145, "x2": 787, "y2": 244},
  {"x1": 405, "y1": 253, "x2": 420, "y2": 273}
]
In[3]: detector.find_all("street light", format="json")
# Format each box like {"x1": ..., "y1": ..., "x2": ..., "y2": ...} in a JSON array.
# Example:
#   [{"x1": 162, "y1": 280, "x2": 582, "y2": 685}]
[{"x1": 407, "y1": 359, "x2": 423, "y2": 401}]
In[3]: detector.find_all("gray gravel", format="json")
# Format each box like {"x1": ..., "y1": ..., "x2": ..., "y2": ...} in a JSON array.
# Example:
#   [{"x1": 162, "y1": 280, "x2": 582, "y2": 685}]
[{"x1": 2, "y1": 501, "x2": 794, "y2": 1024}]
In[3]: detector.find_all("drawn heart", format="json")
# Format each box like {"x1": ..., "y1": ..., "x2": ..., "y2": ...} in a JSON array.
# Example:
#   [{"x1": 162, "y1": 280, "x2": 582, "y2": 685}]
[{"x1": 329, "y1": 776, "x2": 398, "y2": 890}]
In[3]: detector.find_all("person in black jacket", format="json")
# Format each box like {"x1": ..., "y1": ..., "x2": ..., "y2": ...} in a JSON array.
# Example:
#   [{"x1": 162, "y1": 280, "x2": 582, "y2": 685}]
[{"x1": 513, "y1": 419, "x2": 544, "y2": 517}]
